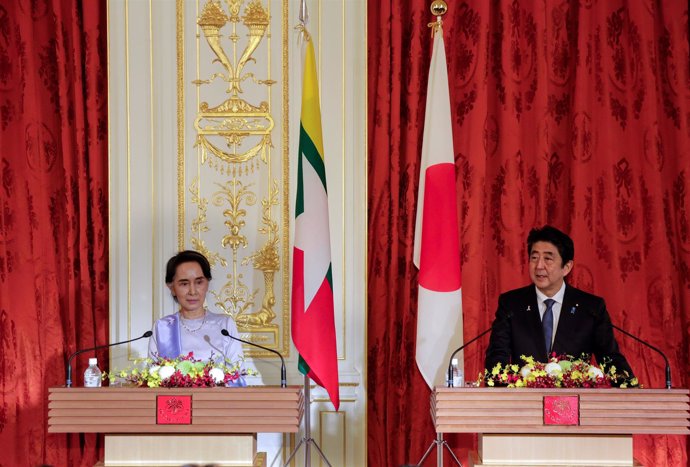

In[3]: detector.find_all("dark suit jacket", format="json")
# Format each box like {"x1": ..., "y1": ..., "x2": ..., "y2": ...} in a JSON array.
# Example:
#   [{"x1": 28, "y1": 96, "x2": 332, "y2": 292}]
[{"x1": 484, "y1": 284, "x2": 634, "y2": 377}]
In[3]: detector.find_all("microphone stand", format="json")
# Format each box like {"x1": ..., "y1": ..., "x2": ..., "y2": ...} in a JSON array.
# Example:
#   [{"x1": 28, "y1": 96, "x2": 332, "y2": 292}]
[
  {"x1": 611, "y1": 323, "x2": 672, "y2": 389},
  {"x1": 221, "y1": 329, "x2": 287, "y2": 387},
  {"x1": 66, "y1": 331, "x2": 152, "y2": 387},
  {"x1": 445, "y1": 328, "x2": 492, "y2": 388}
]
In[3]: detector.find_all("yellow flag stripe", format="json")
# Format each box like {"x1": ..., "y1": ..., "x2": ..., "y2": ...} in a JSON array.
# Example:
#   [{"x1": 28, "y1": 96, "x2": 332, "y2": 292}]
[{"x1": 301, "y1": 39, "x2": 324, "y2": 160}]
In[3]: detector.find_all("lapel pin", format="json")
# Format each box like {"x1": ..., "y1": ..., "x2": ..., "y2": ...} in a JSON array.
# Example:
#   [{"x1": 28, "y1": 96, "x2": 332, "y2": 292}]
[
  {"x1": 570, "y1": 306, "x2": 576, "y2": 314},
  {"x1": 526, "y1": 305, "x2": 531, "y2": 312}
]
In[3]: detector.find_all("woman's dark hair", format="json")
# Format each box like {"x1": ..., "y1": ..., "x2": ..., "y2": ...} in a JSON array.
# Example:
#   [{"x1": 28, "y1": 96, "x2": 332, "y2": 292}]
[
  {"x1": 165, "y1": 250, "x2": 212, "y2": 283},
  {"x1": 526, "y1": 225, "x2": 574, "y2": 265}
]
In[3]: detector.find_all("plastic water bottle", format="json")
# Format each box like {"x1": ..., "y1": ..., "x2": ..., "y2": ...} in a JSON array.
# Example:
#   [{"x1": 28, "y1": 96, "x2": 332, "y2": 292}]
[
  {"x1": 451, "y1": 358, "x2": 464, "y2": 388},
  {"x1": 84, "y1": 358, "x2": 102, "y2": 387}
]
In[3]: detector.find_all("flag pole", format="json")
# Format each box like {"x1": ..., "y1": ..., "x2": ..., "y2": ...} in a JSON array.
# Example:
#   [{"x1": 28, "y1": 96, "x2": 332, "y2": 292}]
[
  {"x1": 284, "y1": 2, "x2": 336, "y2": 464},
  {"x1": 283, "y1": 375, "x2": 333, "y2": 467},
  {"x1": 414, "y1": 1, "x2": 463, "y2": 466}
]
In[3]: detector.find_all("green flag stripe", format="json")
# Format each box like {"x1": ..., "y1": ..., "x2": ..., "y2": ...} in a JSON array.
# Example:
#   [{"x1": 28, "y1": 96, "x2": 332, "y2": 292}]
[
  {"x1": 326, "y1": 263, "x2": 333, "y2": 288},
  {"x1": 295, "y1": 140, "x2": 304, "y2": 217},
  {"x1": 298, "y1": 355, "x2": 310, "y2": 376},
  {"x1": 299, "y1": 123, "x2": 328, "y2": 192}
]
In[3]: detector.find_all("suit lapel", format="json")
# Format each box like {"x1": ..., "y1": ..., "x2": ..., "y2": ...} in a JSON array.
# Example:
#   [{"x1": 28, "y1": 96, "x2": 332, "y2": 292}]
[{"x1": 522, "y1": 287, "x2": 545, "y2": 358}]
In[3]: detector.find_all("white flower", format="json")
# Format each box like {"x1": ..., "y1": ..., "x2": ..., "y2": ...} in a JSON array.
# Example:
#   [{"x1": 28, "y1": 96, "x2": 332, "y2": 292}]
[
  {"x1": 159, "y1": 365, "x2": 175, "y2": 380},
  {"x1": 545, "y1": 362, "x2": 562, "y2": 376},
  {"x1": 209, "y1": 367, "x2": 225, "y2": 383},
  {"x1": 519, "y1": 365, "x2": 532, "y2": 378},
  {"x1": 587, "y1": 366, "x2": 604, "y2": 380},
  {"x1": 149, "y1": 365, "x2": 161, "y2": 375}
]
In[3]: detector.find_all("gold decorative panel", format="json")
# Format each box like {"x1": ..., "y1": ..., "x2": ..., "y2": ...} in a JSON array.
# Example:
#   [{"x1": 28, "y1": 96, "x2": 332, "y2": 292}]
[{"x1": 177, "y1": 0, "x2": 289, "y2": 356}]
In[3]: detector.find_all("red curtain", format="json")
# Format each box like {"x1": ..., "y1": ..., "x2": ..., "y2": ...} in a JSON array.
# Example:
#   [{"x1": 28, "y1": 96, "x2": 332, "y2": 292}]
[
  {"x1": 0, "y1": 0, "x2": 108, "y2": 466},
  {"x1": 368, "y1": 1, "x2": 690, "y2": 466}
]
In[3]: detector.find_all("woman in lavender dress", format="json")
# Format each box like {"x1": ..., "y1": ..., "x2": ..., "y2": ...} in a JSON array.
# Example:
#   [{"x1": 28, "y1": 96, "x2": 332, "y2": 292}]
[{"x1": 148, "y1": 250, "x2": 244, "y2": 371}]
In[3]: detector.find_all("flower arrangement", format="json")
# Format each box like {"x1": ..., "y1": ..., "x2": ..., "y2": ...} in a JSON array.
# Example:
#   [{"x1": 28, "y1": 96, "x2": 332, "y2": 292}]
[
  {"x1": 106, "y1": 352, "x2": 254, "y2": 388},
  {"x1": 483, "y1": 354, "x2": 639, "y2": 389}
]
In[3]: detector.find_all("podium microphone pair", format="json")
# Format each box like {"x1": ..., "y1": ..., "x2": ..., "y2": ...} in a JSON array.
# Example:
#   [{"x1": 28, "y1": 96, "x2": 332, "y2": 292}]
[
  {"x1": 66, "y1": 329, "x2": 287, "y2": 388},
  {"x1": 446, "y1": 310, "x2": 672, "y2": 389},
  {"x1": 65, "y1": 331, "x2": 153, "y2": 387},
  {"x1": 221, "y1": 329, "x2": 287, "y2": 388}
]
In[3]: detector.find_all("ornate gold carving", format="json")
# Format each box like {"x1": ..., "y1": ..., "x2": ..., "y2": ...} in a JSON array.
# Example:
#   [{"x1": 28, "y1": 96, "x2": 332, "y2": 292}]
[
  {"x1": 195, "y1": 0, "x2": 274, "y2": 174},
  {"x1": 212, "y1": 180, "x2": 256, "y2": 250},
  {"x1": 206, "y1": 179, "x2": 279, "y2": 332},
  {"x1": 239, "y1": 179, "x2": 279, "y2": 328},
  {"x1": 188, "y1": 178, "x2": 228, "y2": 269},
  {"x1": 226, "y1": 0, "x2": 242, "y2": 23},
  {"x1": 183, "y1": 0, "x2": 287, "y2": 355},
  {"x1": 208, "y1": 180, "x2": 256, "y2": 318}
]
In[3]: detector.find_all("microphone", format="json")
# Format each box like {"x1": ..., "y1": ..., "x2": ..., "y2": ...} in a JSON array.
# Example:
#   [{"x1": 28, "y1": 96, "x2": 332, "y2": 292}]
[
  {"x1": 582, "y1": 306, "x2": 671, "y2": 389},
  {"x1": 221, "y1": 329, "x2": 287, "y2": 388},
  {"x1": 610, "y1": 322, "x2": 671, "y2": 389},
  {"x1": 446, "y1": 311, "x2": 513, "y2": 387},
  {"x1": 65, "y1": 330, "x2": 153, "y2": 388}
]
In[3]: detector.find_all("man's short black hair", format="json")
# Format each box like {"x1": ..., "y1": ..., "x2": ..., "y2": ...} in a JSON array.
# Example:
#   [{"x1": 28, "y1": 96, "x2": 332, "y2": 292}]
[
  {"x1": 165, "y1": 250, "x2": 212, "y2": 283},
  {"x1": 526, "y1": 225, "x2": 574, "y2": 265}
]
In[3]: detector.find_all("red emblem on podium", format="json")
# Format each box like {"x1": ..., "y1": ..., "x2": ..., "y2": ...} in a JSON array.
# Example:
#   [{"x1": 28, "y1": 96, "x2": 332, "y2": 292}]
[
  {"x1": 543, "y1": 395, "x2": 579, "y2": 425},
  {"x1": 156, "y1": 395, "x2": 192, "y2": 424}
]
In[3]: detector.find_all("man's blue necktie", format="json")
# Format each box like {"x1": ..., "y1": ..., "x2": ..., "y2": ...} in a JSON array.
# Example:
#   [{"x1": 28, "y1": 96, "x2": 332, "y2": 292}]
[{"x1": 543, "y1": 299, "x2": 555, "y2": 356}]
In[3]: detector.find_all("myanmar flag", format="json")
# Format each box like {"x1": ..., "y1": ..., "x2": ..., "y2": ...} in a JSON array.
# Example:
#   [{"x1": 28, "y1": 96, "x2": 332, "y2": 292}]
[{"x1": 291, "y1": 35, "x2": 340, "y2": 410}]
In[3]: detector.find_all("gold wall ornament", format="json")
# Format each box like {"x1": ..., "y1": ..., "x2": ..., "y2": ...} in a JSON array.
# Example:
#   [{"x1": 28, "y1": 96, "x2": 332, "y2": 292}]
[
  {"x1": 196, "y1": 0, "x2": 270, "y2": 96},
  {"x1": 207, "y1": 180, "x2": 261, "y2": 319},
  {"x1": 189, "y1": 178, "x2": 228, "y2": 268},
  {"x1": 185, "y1": 0, "x2": 285, "y2": 354},
  {"x1": 194, "y1": 0, "x2": 275, "y2": 175},
  {"x1": 238, "y1": 179, "x2": 279, "y2": 329},
  {"x1": 212, "y1": 179, "x2": 255, "y2": 250}
]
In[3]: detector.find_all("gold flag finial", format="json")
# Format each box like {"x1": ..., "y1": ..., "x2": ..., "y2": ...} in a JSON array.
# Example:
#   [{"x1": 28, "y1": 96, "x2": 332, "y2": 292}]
[
  {"x1": 430, "y1": 0, "x2": 448, "y2": 16},
  {"x1": 428, "y1": 0, "x2": 447, "y2": 36}
]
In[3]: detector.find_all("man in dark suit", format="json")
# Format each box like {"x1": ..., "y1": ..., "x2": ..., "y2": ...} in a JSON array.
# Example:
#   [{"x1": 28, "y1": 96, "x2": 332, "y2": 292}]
[{"x1": 484, "y1": 225, "x2": 634, "y2": 377}]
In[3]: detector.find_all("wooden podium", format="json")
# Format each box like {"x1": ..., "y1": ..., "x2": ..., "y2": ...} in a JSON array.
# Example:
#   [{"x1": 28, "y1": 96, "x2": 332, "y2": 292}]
[
  {"x1": 48, "y1": 386, "x2": 304, "y2": 467},
  {"x1": 432, "y1": 387, "x2": 690, "y2": 467}
]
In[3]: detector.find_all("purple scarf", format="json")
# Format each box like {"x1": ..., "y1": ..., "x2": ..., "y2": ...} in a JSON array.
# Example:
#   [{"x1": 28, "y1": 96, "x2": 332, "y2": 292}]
[{"x1": 154, "y1": 314, "x2": 181, "y2": 358}]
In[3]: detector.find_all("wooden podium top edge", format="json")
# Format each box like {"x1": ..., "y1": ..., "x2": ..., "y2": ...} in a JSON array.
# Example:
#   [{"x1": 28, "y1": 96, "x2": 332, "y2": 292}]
[
  {"x1": 49, "y1": 385, "x2": 303, "y2": 392},
  {"x1": 434, "y1": 387, "x2": 690, "y2": 395}
]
